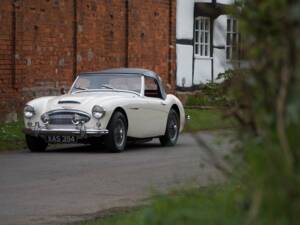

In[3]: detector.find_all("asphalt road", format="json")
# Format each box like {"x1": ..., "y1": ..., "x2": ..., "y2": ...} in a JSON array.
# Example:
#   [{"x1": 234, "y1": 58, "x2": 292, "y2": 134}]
[{"x1": 0, "y1": 132, "x2": 232, "y2": 225}]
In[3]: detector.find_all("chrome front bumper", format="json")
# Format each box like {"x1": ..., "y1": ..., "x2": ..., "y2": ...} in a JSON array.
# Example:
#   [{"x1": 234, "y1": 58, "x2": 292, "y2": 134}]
[{"x1": 23, "y1": 122, "x2": 109, "y2": 138}]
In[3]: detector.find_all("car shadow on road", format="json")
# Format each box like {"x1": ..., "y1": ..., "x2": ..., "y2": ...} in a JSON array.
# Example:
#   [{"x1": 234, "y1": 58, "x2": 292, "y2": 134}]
[{"x1": 38, "y1": 141, "x2": 164, "y2": 154}]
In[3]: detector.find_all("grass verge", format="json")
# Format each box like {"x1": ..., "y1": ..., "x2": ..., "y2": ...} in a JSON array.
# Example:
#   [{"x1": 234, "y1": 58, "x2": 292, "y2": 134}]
[
  {"x1": 0, "y1": 109, "x2": 233, "y2": 151},
  {"x1": 0, "y1": 120, "x2": 25, "y2": 151},
  {"x1": 74, "y1": 185, "x2": 246, "y2": 225},
  {"x1": 184, "y1": 109, "x2": 234, "y2": 132}
]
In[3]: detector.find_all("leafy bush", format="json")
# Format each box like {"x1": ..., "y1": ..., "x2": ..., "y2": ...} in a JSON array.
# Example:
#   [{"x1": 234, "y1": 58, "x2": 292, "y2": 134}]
[
  {"x1": 224, "y1": 0, "x2": 300, "y2": 224},
  {"x1": 185, "y1": 82, "x2": 229, "y2": 107}
]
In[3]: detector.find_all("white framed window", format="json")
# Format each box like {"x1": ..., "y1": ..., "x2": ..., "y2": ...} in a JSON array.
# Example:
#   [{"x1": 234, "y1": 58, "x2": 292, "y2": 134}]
[
  {"x1": 226, "y1": 17, "x2": 241, "y2": 60},
  {"x1": 194, "y1": 16, "x2": 210, "y2": 57}
]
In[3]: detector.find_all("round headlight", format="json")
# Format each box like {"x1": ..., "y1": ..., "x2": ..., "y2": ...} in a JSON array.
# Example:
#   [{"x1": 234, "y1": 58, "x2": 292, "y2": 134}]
[
  {"x1": 92, "y1": 105, "x2": 105, "y2": 119},
  {"x1": 24, "y1": 105, "x2": 35, "y2": 119}
]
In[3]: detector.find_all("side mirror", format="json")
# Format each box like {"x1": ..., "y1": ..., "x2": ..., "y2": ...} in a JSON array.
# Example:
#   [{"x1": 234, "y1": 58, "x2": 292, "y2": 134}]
[{"x1": 60, "y1": 87, "x2": 66, "y2": 95}]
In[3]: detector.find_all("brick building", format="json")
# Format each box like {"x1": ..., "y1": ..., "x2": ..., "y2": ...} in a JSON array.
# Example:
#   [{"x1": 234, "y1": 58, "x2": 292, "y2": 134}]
[{"x1": 0, "y1": 0, "x2": 176, "y2": 121}]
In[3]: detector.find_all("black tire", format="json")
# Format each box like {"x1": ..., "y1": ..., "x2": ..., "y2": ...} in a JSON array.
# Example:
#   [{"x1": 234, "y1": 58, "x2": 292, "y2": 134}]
[
  {"x1": 105, "y1": 111, "x2": 128, "y2": 153},
  {"x1": 26, "y1": 135, "x2": 48, "y2": 152},
  {"x1": 159, "y1": 109, "x2": 180, "y2": 147}
]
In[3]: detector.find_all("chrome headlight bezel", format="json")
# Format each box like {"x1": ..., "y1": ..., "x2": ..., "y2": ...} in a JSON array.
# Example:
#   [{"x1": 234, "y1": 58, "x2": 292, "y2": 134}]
[
  {"x1": 24, "y1": 105, "x2": 35, "y2": 119},
  {"x1": 92, "y1": 105, "x2": 105, "y2": 119}
]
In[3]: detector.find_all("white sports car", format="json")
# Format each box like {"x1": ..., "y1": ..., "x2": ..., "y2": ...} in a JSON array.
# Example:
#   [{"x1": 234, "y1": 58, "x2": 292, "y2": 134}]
[{"x1": 23, "y1": 68, "x2": 186, "y2": 152}]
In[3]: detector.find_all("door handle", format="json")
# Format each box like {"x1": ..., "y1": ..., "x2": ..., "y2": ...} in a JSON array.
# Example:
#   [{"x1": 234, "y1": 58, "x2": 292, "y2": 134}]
[{"x1": 161, "y1": 101, "x2": 167, "y2": 106}]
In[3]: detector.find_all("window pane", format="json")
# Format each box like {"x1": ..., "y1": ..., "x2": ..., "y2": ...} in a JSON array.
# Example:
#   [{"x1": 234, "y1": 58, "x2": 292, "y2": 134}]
[
  {"x1": 232, "y1": 33, "x2": 237, "y2": 44},
  {"x1": 227, "y1": 19, "x2": 231, "y2": 32},
  {"x1": 195, "y1": 20, "x2": 199, "y2": 30},
  {"x1": 200, "y1": 32, "x2": 203, "y2": 43},
  {"x1": 233, "y1": 19, "x2": 237, "y2": 32},
  {"x1": 205, "y1": 19, "x2": 209, "y2": 31},
  {"x1": 205, "y1": 32, "x2": 208, "y2": 43},
  {"x1": 195, "y1": 44, "x2": 199, "y2": 54},
  {"x1": 200, "y1": 45, "x2": 203, "y2": 56},
  {"x1": 227, "y1": 34, "x2": 231, "y2": 45},
  {"x1": 226, "y1": 47, "x2": 230, "y2": 59},
  {"x1": 195, "y1": 31, "x2": 199, "y2": 43},
  {"x1": 205, "y1": 45, "x2": 208, "y2": 56}
]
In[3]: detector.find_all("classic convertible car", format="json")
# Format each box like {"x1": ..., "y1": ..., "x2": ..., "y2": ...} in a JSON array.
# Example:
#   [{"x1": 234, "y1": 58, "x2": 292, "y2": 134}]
[{"x1": 23, "y1": 68, "x2": 186, "y2": 152}]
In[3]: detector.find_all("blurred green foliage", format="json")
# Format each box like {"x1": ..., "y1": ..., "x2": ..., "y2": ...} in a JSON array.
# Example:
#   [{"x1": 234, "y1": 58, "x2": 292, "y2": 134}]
[
  {"x1": 225, "y1": 0, "x2": 300, "y2": 224},
  {"x1": 77, "y1": 186, "x2": 246, "y2": 225}
]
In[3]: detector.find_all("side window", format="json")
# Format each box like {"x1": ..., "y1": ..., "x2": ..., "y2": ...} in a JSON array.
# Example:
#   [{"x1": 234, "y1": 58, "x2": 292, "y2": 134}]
[
  {"x1": 226, "y1": 17, "x2": 241, "y2": 60},
  {"x1": 144, "y1": 77, "x2": 162, "y2": 98},
  {"x1": 194, "y1": 16, "x2": 211, "y2": 57}
]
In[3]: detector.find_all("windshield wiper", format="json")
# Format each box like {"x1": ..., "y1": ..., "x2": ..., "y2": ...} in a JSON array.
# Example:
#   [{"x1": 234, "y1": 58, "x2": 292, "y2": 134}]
[
  {"x1": 99, "y1": 84, "x2": 114, "y2": 89},
  {"x1": 74, "y1": 86, "x2": 88, "y2": 91}
]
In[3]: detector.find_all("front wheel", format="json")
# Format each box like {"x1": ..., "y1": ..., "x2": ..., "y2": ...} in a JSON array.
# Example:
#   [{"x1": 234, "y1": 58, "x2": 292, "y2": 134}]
[
  {"x1": 26, "y1": 135, "x2": 48, "y2": 152},
  {"x1": 105, "y1": 111, "x2": 128, "y2": 153},
  {"x1": 159, "y1": 109, "x2": 179, "y2": 147}
]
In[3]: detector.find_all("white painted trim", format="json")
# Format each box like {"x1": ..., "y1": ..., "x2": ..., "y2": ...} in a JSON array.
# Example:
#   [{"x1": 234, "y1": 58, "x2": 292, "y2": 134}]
[{"x1": 194, "y1": 56, "x2": 213, "y2": 60}]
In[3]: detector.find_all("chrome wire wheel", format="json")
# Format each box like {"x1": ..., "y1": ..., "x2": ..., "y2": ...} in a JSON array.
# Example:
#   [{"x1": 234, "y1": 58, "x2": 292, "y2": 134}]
[
  {"x1": 114, "y1": 119, "x2": 126, "y2": 148},
  {"x1": 168, "y1": 113, "x2": 179, "y2": 142},
  {"x1": 159, "y1": 109, "x2": 180, "y2": 147},
  {"x1": 105, "y1": 111, "x2": 128, "y2": 152}
]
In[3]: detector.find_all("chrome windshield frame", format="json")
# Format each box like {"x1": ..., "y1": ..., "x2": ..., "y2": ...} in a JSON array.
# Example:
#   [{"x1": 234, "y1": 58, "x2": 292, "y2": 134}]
[{"x1": 69, "y1": 73, "x2": 143, "y2": 96}]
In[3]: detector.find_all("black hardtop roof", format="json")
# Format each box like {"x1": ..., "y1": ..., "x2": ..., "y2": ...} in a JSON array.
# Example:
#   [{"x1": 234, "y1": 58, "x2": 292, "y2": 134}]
[{"x1": 80, "y1": 68, "x2": 159, "y2": 80}]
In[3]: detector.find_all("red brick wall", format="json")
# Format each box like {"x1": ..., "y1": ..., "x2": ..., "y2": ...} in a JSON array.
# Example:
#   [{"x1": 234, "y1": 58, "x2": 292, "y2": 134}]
[{"x1": 0, "y1": 0, "x2": 176, "y2": 122}]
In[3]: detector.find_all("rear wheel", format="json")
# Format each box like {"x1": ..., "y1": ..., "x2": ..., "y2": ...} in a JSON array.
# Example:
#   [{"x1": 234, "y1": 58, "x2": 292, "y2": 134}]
[
  {"x1": 105, "y1": 111, "x2": 127, "y2": 153},
  {"x1": 159, "y1": 109, "x2": 179, "y2": 147},
  {"x1": 26, "y1": 135, "x2": 48, "y2": 152}
]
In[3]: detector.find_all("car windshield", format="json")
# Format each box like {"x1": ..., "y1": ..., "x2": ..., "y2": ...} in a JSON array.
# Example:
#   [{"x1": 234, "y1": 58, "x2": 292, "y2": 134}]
[{"x1": 71, "y1": 74, "x2": 142, "y2": 94}]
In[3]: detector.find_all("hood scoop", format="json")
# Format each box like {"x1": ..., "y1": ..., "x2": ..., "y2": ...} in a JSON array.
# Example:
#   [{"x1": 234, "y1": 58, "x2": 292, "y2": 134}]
[{"x1": 58, "y1": 100, "x2": 81, "y2": 104}]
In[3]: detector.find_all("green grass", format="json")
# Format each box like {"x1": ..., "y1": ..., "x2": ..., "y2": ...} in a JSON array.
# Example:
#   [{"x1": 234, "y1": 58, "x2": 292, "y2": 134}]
[
  {"x1": 0, "y1": 120, "x2": 25, "y2": 151},
  {"x1": 186, "y1": 95, "x2": 213, "y2": 106},
  {"x1": 184, "y1": 109, "x2": 234, "y2": 132},
  {"x1": 75, "y1": 185, "x2": 246, "y2": 225},
  {"x1": 76, "y1": 208, "x2": 145, "y2": 225},
  {"x1": 0, "y1": 109, "x2": 233, "y2": 151}
]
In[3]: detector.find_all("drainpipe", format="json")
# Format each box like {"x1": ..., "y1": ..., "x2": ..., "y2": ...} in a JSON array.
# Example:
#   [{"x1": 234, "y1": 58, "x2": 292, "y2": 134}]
[
  {"x1": 211, "y1": 0, "x2": 217, "y2": 83},
  {"x1": 72, "y1": 0, "x2": 77, "y2": 80},
  {"x1": 11, "y1": 0, "x2": 16, "y2": 88},
  {"x1": 125, "y1": 0, "x2": 129, "y2": 67},
  {"x1": 167, "y1": 0, "x2": 172, "y2": 85}
]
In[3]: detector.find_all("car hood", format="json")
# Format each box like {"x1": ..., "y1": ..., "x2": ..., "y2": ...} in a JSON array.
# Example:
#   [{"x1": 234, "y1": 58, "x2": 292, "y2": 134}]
[{"x1": 32, "y1": 91, "x2": 136, "y2": 114}]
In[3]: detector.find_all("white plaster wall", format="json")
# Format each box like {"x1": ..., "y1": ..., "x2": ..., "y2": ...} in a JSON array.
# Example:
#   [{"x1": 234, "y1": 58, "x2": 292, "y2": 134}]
[
  {"x1": 176, "y1": 0, "x2": 194, "y2": 39},
  {"x1": 213, "y1": 15, "x2": 227, "y2": 81},
  {"x1": 217, "y1": 0, "x2": 235, "y2": 4},
  {"x1": 176, "y1": 44, "x2": 193, "y2": 87},
  {"x1": 194, "y1": 58, "x2": 212, "y2": 84},
  {"x1": 176, "y1": 0, "x2": 236, "y2": 87}
]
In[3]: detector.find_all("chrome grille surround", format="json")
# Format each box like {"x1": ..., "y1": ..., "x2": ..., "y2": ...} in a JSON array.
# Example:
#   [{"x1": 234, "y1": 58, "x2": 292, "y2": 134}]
[{"x1": 42, "y1": 109, "x2": 91, "y2": 125}]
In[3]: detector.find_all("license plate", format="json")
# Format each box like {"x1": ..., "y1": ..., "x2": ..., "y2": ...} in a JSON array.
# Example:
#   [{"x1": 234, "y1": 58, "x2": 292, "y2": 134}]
[{"x1": 47, "y1": 136, "x2": 77, "y2": 144}]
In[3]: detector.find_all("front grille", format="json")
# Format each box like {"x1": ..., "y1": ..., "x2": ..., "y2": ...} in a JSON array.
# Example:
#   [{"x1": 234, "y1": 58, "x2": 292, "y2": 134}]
[{"x1": 47, "y1": 110, "x2": 90, "y2": 125}]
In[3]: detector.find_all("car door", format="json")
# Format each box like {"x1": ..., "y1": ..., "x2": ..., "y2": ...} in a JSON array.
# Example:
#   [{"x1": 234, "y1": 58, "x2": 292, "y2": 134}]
[{"x1": 139, "y1": 77, "x2": 169, "y2": 137}]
